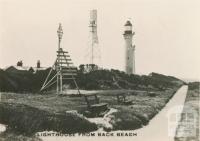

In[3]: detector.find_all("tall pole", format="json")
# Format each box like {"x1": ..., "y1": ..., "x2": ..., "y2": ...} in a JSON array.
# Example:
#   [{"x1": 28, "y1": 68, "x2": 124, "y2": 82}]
[
  {"x1": 91, "y1": 32, "x2": 94, "y2": 64},
  {"x1": 57, "y1": 23, "x2": 63, "y2": 93},
  {"x1": 40, "y1": 24, "x2": 80, "y2": 94}
]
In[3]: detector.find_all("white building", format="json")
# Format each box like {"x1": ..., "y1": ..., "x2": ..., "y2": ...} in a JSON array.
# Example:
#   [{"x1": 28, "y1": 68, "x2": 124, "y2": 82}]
[{"x1": 123, "y1": 20, "x2": 135, "y2": 75}]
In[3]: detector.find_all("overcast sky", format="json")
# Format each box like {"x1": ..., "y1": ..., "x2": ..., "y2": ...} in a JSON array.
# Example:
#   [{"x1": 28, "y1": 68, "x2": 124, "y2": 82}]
[{"x1": 0, "y1": 0, "x2": 199, "y2": 80}]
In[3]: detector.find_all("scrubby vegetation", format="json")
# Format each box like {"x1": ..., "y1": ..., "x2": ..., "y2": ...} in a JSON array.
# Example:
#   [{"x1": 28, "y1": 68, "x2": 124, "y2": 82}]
[
  {"x1": 0, "y1": 102, "x2": 97, "y2": 136},
  {"x1": 188, "y1": 81, "x2": 200, "y2": 90},
  {"x1": 76, "y1": 69, "x2": 184, "y2": 90},
  {"x1": 0, "y1": 132, "x2": 42, "y2": 141},
  {"x1": 100, "y1": 88, "x2": 179, "y2": 130},
  {"x1": 0, "y1": 68, "x2": 185, "y2": 138},
  {"x1": 0, "y1": 68, "x2": 184, "y2": 93},
  {"x1": 0, "y1": 87, "x2": 180, "y2": 134}
]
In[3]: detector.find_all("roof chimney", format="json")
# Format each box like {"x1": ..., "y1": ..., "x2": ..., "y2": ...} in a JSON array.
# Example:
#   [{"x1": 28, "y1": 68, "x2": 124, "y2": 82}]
[
  {"x1": 17, "y1": 60, "x2": 23, "y2": 66},
  {"x1": 37, "y1": 60, "x2": 40, "y2": 68}
]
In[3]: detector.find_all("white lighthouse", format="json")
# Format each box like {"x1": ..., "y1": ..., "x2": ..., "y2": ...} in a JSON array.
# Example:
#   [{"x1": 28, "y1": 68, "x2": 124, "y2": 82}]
[{"x1": 123, "y1": 20, "x2": 135, "y2": 75}]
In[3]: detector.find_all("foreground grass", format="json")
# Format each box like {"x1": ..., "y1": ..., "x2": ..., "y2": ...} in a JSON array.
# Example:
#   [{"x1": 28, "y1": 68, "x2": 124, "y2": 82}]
[
  {"x1": 0, "y1": 132, "x2": 42, "y2": 141},
  {"x1": 0, "y1": 102, "x2": 97, "y2": 136},
  {"x1": 0, "y1": 86, "x2": 180, "y2": 136},
  {"x1": 100, "y1": 88, "x2": 178, "y2": 130}
]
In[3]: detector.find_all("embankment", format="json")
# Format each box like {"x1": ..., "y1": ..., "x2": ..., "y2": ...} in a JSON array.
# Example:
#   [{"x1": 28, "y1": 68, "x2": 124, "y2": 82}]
[{"x1": 0, "y1": 102, "x2": 97, "y2": 136}]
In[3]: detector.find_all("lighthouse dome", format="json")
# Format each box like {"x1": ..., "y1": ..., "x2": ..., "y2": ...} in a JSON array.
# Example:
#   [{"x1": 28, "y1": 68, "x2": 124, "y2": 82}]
[
  {"x1": 124, "y1": 20, "x2": 132, "y2": 33},
  {"x1": 124, "y1": 20, "x2": 132, "y2": 26}
]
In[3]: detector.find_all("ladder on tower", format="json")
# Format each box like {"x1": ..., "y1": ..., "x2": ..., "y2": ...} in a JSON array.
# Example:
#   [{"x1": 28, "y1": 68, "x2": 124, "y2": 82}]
[{"x1": 40, "y1": 48, "x2": 81, "y2": 95}]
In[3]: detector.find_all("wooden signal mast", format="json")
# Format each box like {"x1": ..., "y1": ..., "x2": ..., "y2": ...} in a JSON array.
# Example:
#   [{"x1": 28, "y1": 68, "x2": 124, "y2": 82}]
[{"x1": 40, "y1": 23, "x2": 80, "y2": 94}]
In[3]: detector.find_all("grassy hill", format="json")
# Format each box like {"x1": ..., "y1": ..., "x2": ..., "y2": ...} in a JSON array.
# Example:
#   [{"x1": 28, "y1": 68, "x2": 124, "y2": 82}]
[
  {"x1": 0, "y1": 68, "x2": 185, "y2": 93},
  {"x1": 76, "y1": 69, "x2": 185, "y2": 90}
]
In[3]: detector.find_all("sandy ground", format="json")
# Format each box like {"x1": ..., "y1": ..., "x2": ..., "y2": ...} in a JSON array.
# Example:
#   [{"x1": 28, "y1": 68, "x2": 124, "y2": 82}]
[
  {"x1": 0, "y1": 124, "x2": 6, "y2": 133},
  {"x1": 59, "y1": 89, "x2": 142, "y2": 95}
]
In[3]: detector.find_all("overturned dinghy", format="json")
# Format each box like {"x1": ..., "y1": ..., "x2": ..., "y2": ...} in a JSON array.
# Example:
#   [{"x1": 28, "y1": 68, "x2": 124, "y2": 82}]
[{"x1": 83, "y1": 94, "x2": 109, "y2": 117}]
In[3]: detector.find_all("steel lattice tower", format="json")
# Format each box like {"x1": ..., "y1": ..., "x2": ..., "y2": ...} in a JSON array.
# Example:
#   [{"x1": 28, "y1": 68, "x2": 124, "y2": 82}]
[{"x1": 85, "y1": 9, "x2": 101, "y2": 67}]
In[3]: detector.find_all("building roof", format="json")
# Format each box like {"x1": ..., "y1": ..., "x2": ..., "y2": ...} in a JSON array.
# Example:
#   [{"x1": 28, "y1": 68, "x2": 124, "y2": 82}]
[
  {"x1": 124, "y1": 20, "x2": 132, "y2": 26},
  {"x1": 4, "y1": 66, "x2": 47, "y2": 72},
  {"x1": 4, "y1": 66, "x2": 31, "y2": 71},
  {"x1": 32, "y1": 67, "x2": 47, "y2": 72}
]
